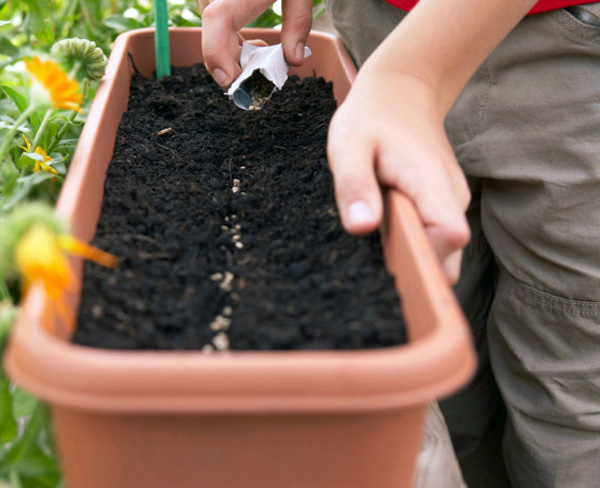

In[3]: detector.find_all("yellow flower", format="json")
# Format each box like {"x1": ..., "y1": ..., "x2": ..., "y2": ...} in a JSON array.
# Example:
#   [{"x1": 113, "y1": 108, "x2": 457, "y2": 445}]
[
  {"x1": 24, "y1": 56, "x2": 83, "y2": 113},
  {"x1": 20, "y1": 135, "x2": 58, "y2": 175},
  {"x1": 15, "y1": 225, "x2": 117, "y2": 331}
]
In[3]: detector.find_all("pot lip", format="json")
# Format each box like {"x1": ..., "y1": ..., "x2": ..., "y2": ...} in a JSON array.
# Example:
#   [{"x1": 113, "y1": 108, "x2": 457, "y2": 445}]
[
  {"x1": 8, "y1": 286, "x2": 473, "y2": 414},
  {"x1": 4, "y1": 27, "x2": 476, "y2": 414}
]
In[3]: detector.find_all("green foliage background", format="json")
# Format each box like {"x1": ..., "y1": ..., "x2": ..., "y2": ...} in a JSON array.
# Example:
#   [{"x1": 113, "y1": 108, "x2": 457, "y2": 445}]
[{"x1": 0, "y1": 1, "x2": 323, "y2": 486}]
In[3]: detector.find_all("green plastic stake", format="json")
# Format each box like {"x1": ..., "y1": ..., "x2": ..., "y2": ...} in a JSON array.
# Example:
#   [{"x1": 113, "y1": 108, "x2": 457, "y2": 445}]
[{"x1": 154, "y1": 0, "x2": 171, "y2": 78}]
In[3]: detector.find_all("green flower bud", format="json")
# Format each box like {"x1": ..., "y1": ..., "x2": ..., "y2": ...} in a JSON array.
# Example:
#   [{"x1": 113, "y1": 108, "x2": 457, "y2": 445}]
[
  {"x1": 0, "y1": 203, "x2": 66, "y2": 279},
  {"x1": 51, "y1": 38, "x2": 108, "y2": 82}
]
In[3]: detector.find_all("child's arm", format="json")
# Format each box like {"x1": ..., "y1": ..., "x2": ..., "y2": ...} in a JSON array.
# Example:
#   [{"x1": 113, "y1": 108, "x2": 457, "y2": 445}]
[{"x1": 328, "y1": 0, "x2": 538, "y2": 282}]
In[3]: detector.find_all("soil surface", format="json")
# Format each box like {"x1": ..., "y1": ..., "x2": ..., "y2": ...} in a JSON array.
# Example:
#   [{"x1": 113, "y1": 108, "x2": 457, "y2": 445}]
[{"x1": 72, "y1": 63, "x2": 407, "y2": 351}]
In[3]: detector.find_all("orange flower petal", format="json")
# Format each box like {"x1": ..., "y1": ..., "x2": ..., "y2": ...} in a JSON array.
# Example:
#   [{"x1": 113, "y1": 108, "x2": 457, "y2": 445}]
[
  {"x1": 25, "y1": 56, "x2": 83, "y2": 112},
  {"x1": 58, "y1": 235, "x2": 118, "y2": 268}
]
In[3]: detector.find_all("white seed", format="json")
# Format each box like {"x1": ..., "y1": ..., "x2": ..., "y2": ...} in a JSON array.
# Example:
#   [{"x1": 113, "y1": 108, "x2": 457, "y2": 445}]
[
  {"x1": 210, "y1": 272, "x2": 224, "y2": 282},
  {"x1": 233, "y1": 179, "x2": 240, "y2": 186},
  {"x1": 234, "y1": 224, "x2": 241, "y2": 231},
  {"x1": 222, "y1": 306, "x2": 233, "y2": 316},
  {"x1": 232, "y1": 187, "x2": 239, "y2": 194},
  {"x1": 240, "y1": 166, "x2": 246, "y2": 170},
  {"x1": 213, "y1": 332, "x2": 230, "y2": 351},
  {"x1": 232, "y1": 234, "x2": 242, "y2": 242},
  {"x1": 202, "y1": 344, "x2": 214, "y2": 353},
  {"x1": 221, "y1": 225, "x2": 229, "y2": 231},
  {"x1": 91, "y1": 304, "x2": 103, "y2": 319},
  {"x1": 220, "y1": 271, "x2": 234, "y2": 292},
  {"x1": 210, "y1": 315, "x2": 231, "y2": 331},
  {"x1": 235, "y1": 242, "x2": 244, "y2": 249},
  {"x1": 224, "y1": 216, "x2": 229, "y2": 222}
]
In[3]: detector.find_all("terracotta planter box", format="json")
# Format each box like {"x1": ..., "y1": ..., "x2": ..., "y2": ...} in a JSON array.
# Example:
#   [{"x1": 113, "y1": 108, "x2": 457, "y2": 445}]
[{"x1": 5, "y1": 28, "x2": 476, "y2": 488}]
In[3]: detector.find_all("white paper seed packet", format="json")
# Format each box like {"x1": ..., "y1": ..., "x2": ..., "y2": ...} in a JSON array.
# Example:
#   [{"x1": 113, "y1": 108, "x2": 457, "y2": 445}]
[{"x1": 226, "y1": 42, "x2": 312, "y2": 111}]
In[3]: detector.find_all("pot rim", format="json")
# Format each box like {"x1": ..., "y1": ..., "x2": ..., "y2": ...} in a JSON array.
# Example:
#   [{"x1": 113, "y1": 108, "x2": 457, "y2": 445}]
[{"x1": 5, "y1": 28, "x2": 476, "y2": 414}]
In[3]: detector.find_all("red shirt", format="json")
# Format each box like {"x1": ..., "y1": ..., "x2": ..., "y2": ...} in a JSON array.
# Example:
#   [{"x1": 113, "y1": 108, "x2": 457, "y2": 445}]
[{"x1": 384, "y1": 0, "x2": 595, "y2": 15}]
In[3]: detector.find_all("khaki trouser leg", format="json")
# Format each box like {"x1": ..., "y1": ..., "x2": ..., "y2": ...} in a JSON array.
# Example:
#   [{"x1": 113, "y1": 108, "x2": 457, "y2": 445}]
[
  {"x1": 440, "y1": 179, "x2": 511, "y2": 488},
  {"x1": 448, "y1": 5, "x2": 600, "y2": 487},
  {"x1": 325, "y1": 1, "x2": 600, "y2": 487}
]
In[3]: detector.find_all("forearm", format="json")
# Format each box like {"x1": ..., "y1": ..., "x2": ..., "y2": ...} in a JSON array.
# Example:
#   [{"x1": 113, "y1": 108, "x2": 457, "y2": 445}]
[{"x1": 362, "y1": 0, "x2": 539, "y2": 113}]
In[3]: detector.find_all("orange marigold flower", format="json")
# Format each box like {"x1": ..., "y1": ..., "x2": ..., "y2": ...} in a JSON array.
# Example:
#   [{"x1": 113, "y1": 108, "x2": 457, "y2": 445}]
[
  {"x1": 24, "y1": 56, "x2": 83, "y2": 113},
  {"x1": 20, "y1": 135, "x2": 59, "y2": 175},
  {"x1": 15, "y1": 225, "x2": 117, "y2": 331}
]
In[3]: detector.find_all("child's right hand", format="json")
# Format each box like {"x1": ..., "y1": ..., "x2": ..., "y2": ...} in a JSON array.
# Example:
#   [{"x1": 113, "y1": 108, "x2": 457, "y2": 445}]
[
  {"x1": 198, "y1": 0, "x2": 313, "y2": 87},
  {"x1": 328, "y1": 66, "x2": 471, "y2": 283}
]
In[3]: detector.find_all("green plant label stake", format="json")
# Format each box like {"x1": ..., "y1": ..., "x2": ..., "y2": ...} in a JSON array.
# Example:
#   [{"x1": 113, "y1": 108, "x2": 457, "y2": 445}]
[{"x1": 154, "y1": 0, "x2": 171, "y2": 78}]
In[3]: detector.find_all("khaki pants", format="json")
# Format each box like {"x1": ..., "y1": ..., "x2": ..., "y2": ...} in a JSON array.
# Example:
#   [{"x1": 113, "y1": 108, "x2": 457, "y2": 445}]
[{"x1": 324, "y1": 1, "x2": 600, "y2": 487}]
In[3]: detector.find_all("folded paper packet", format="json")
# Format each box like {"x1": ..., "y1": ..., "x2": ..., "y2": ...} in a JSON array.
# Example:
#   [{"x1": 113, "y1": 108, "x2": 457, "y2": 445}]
[{"x1": 227, "y1": 42, "x2": 312, "y2": 110}]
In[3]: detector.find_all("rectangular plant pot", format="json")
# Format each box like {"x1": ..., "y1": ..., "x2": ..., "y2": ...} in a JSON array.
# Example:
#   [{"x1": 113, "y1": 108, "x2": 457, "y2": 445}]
[{"x1": 5, "y1": 28, "x2": 476, "y2": 488}]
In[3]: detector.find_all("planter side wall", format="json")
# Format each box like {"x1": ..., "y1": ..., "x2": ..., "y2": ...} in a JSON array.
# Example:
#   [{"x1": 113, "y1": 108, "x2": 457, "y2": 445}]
[{"x1": 54, "y1": 406, "x2": 425, "y2": 488}]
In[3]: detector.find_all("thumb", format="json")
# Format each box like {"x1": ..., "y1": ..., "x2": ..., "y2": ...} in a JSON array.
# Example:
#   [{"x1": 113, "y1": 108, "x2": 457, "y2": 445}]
[
  {"x1": 281, "y1": 0, "x2": 313, "y2": 66},
  {"x1": 441, "y1": 249, "x2": 464, "y2": 285},
  {"x1": 328, "y1": 121, "x2": 383, "y2": 235}
]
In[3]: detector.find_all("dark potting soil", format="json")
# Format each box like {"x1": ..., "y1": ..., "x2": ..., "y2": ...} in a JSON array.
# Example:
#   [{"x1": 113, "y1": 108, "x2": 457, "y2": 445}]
[{"x1": 72, "y1": 63, "x2": 407, "y2": 351}]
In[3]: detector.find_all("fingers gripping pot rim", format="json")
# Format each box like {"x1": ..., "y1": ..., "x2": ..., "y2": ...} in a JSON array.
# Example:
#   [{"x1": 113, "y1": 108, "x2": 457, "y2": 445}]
[{"x1": 227, "y1": 42, "x2": 312, "y2": 110}]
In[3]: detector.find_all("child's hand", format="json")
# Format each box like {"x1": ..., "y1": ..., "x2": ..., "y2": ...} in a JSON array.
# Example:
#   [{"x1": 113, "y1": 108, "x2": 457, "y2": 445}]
[
  {"x1": 328, "y1": 68, "x2": 471, "y2": 283},
  {"x1": 198, "y1": 0, "x2": 312, "y2": 87}
]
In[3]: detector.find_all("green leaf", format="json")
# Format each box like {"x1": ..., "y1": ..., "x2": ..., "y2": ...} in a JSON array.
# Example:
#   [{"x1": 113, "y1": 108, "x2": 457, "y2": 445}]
[
  {"x1": 1, "y1": 86, "x2": 42, "y2": 134},
  {"x1": 20, "y1": 0, "x2": 54, "y2": 44},
  {"x1": 0, "y1": 379, "x2": 17, "y2": 443},
  {"x1": 1, "y1": 85, "x2": 27, "y2": 114},
  {"x1": 103, "y1": 15, "x2": 141, "y2": 32},
  {"x1": 20, "y1": 473, "x2": 61, "y2": 488},
  {"x1": 54, "y1": 138, "x2": 78, "y2": 149},
  {"x1": 0, "y1": 172, "x2": 56, "y2": 212},
  {"x1": 182, "y1": 5, "x2": 202, "y2": 20},
  {"x1": 247, "y1": 8, "x2": 282, "y2": 28},
  {"x1": 11, "y1": 388, "x2": 37, "y2": 420},
  {"x1": 169, "y1": 15, "x2": 198, "y2": 28},
  {"x1": 0, "y1": 115, "x2": 31, "y2": 134},
  {"x1": 40, "y1": 121, "x2": 59, "y2": 150},
  {"x1": 0, "y1": 35, "x2": 18, "y2": 56},
  {"x1": 0, "y1": 172, "x2": 19, "y2": 203},
  {"x1": 8, "y1": 445, "x2": 59, "y2": 479}
]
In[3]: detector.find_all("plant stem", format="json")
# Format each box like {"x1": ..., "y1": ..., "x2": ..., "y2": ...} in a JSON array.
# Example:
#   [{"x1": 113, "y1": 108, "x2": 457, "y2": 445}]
[
  {"x1": 0, "y1": 105, "x2": 37, "y2": 174},
  {"x1": 45, "y1": 112, "x2": 76, "y2": 155},
  {"x1": 46, "y1": 79, "x2": 87, "y2": 154},
  {"x1": 30, "y1": 109, "x2": 54, "y2": 150},
  {"x1": 60, "y1": 0, "x2": 80, "y2": 39},
  {"x1": 8, "y1": 471, "x2": 22, "y2": 488}
]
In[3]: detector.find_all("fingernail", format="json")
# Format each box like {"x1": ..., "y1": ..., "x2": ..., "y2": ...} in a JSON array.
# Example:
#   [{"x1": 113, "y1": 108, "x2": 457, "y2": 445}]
[
  {"x1": 295, "y1": 42, "x2": 305, "y2": 62},
  {"x1": 213, "y1": 68, "x2": 229, "y2": 86},
  {"x1": 347, "y1": 201, "x2": 373, "y2": 226}
]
